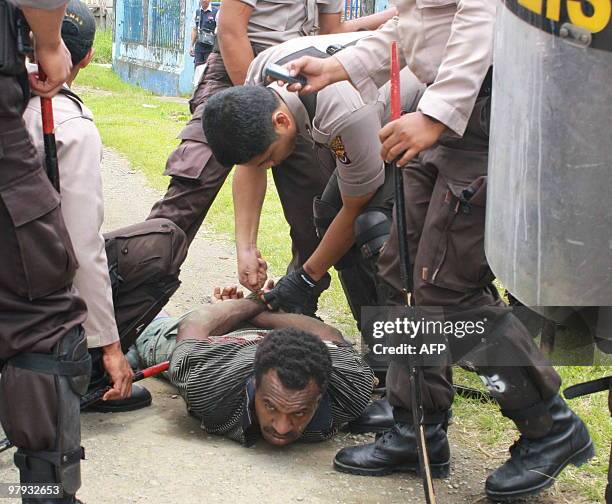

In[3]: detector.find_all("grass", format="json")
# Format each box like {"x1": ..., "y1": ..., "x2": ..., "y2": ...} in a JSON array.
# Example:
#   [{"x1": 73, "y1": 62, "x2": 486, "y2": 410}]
[
  {"x1": 77, "y1": 48, "x2": 610, "y2": 501},
  {"x1": 92, "y1": 28, "x2": 112, "y2": 64}
]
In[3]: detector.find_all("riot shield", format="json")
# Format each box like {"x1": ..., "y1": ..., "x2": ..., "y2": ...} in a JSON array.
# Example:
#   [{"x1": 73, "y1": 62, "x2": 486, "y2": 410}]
[{"x1": 486, "y1": 1, "x2": 612, "y2": 307}]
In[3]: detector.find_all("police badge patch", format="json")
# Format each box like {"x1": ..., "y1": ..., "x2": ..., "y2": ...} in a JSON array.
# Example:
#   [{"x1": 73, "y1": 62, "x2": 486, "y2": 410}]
[{"x1": 330, "y1": 136, "x2": 351, "y2": 164}]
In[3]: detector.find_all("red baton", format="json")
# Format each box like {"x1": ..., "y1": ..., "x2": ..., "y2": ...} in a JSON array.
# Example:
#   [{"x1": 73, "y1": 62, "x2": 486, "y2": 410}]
[{"x1": 37, "y1": 66, "x2": 60, "y2": 192}]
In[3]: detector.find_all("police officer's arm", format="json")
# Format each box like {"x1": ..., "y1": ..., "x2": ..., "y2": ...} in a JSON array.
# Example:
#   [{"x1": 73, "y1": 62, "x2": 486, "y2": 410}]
[
  {"x1": 303, "y1": 191, "x2": 374, "y2": 281},
  {"x1": 319, "y1": 7, "x2": 397, "y2": 35},
  {"x1": 303, "y1": 109, "x2": 384, "y2": 281},
  {"x1": 217, "y1": 0, "x2": 255, "y2": 85},
  {"x1": 18, "y1": 2, "x2": 73, "y2": 96},
  {"x1": 233, "y1": 164, "x2": 269, "y2": 291}
]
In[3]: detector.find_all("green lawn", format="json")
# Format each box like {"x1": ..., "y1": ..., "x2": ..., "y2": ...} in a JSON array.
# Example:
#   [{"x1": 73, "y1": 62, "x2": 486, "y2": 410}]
[
  {"x1": 92, "y1": 28, "x2": 112, "y2": 64},
  {"x1": 76, "y1": 61, "x2": 610, "y2": 502}
]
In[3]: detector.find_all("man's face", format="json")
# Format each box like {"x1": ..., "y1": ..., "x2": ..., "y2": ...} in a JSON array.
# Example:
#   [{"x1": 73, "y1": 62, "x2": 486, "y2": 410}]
[
  {"x1": 254, "y1": 369, "x2": 322, "y2": 446},
  {"x1": 246, "y1": 108, "x2": 297, "y2": 169},
  {"x1": 200, "y1": 0, "x2": 210, "y2": 9}
]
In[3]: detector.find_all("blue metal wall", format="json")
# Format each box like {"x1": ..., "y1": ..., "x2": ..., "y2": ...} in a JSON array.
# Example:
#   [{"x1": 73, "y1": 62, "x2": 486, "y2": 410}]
[{"x1": 113, "y1": 0, "x2": 195, "y2": 95}]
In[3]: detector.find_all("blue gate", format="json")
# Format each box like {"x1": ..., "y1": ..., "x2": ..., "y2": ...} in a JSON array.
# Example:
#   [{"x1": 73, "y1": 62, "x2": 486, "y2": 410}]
[{"x1": 150, "y1": 0, "x2": 184, "y2": 49}]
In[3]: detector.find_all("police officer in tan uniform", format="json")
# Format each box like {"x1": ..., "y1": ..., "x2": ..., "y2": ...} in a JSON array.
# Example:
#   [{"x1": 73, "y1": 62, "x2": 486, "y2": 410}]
[
  {"x1": 206, "y1": 31, "x2": 423, "y2": 323},
  {"x1": 0, "y1": 0, "x2": 89, "y2": 501},
  {"x1": 146, "y1": 0, "x2": 396, "y2": 305},
  {"x1": 272, "y1": 1, "x2": 595, "y2": 499}
]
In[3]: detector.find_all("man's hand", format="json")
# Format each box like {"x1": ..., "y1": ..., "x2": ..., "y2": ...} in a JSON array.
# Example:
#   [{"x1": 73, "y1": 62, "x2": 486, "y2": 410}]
[
  {"x1": 261, "y1": 267, "x2": 330, "y2": 316},
  {"x1": 101, "y1": 341, "x2": 133, "y2": 401},
  {"x1": 237, "y1": 248, "x2": 268, "y2": 291},
  {"x1": 190, "y1": 46, "x2": 195, "y2": 57},
  {"x1": 21, "y1": 5, "x2": 72, "y2": 97},
  {"x1": 284, "y1": 56, "x2": 348, "y2": 94},
  {"x1": 29, "y1": 39, "x2": 73, "y2": 97},
  {"x1": 379, "y1": 112, "x2": 447, "y2": 167},
  {"x1": 212, "y1": 285, "x2": 244, "y2": 303}
]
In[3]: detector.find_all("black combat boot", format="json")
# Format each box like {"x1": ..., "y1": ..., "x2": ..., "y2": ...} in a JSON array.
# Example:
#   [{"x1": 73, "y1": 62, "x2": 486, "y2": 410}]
[
  {"x1": 333, "y1": 421, "x2": 450, "y2": 477},
  {"x1": 486, "y1": 394, "x2": 595, "y2": 501},
  {"x1": 347, "y1": 398, "x2": 394, "y2": 434}
]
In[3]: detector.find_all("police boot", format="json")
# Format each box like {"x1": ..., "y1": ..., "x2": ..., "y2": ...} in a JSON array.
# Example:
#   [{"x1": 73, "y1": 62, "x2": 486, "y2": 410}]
[
  {"x1": 485, "y1": 394, "x2": 595, "y2": 501},
  {"x1": 15, "y1": 449, "x2": 84, "y2": 503},
  {"x1": 347, "y1": 398, "x2": 394, "y2": 434},
  {"x1": 333, "y1": 421, "x2": 450, "y2": 477},
  {"x1": 83, "y1": 348, "x2": 152, "y2": 413}
]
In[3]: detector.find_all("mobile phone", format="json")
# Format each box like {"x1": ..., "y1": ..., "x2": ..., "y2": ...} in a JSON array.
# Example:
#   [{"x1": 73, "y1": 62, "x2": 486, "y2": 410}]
[{"x1": 264, "y1": 63, "x2": 308, "y2": 87}]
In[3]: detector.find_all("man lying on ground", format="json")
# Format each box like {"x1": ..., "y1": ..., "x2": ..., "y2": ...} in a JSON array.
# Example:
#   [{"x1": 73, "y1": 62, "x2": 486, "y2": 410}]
[{"x1": 134, "y1": 284, "x2": 375, "y2": 446}]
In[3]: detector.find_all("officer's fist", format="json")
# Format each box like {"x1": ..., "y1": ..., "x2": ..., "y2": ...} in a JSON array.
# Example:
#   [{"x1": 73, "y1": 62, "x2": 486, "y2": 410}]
[
  {"x1": 380, "y1": 112, "x2": 447, "y2": 167},
  {"x1": 30, "y1": 40, "x2": 73, "y2": 97},
  {"x1": 237, "y1": 248, "x2": 268, "y2": 292}
]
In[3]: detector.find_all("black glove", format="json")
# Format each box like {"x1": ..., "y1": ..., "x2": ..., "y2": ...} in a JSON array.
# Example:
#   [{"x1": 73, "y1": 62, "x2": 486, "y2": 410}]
[{"x1": 262, "y1": 267, "x2": 331, "y2": 316}]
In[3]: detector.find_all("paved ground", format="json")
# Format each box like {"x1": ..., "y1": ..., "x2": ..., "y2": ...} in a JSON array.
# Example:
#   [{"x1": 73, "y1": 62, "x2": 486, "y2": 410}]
[{"x1": 0, "y1": 148, "x2": 586, "y2": 504}]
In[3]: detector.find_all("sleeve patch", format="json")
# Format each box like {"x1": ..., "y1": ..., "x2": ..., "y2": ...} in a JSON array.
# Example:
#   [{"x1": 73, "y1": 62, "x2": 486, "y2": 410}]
[{"x1": 330, "y1": 135, "x2": 351, "y2": 164}]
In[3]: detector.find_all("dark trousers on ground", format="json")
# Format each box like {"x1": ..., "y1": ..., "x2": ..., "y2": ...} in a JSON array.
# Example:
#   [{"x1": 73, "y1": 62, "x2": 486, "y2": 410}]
[
  {"x1": 147, "y1": 51, "x2": 334, "y2": 270},
  {"x1": 377, "y1": 96, "x2": 562, "y2": 436},
  {"x1": 0, "y1": 73, "x2": 88, "y2": 499}
]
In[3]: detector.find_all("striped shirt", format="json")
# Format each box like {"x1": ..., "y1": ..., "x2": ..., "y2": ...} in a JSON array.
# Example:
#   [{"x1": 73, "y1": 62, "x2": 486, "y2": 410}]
[{"x1": 170, "y1": 330, "x2": 374, "y2": 446}]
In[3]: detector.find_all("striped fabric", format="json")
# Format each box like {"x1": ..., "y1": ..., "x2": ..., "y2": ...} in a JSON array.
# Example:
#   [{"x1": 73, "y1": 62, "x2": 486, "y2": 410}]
[{"x1": 170, "y1": 333, "x2": 374, "y2": 445}]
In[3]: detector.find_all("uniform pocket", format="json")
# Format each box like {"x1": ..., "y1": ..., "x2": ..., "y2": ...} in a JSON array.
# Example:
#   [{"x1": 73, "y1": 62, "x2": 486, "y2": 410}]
[
  {"x1": 104, "y1": 218, "x2": 186, "y2": 290},
  {"x1": 248, "y1": 0, "x2": 292, "y2": 31},
  {"x1": 0, "y1": 167, "x2": 78, "y2": 300},
  {"x1": 422, "y1": 176, "x2": 493, "y2": 293},
  {"x1": 163, "y1": 141, "x2": 213, "y2": 179}
]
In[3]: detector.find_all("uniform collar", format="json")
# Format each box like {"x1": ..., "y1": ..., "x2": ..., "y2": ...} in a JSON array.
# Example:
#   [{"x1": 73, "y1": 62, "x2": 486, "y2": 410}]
[{"x1": 268, "y1": 83, "x2": 311, "y2": 141}]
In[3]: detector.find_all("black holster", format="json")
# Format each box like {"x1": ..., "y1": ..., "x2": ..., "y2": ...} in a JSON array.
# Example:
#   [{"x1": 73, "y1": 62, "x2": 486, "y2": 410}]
[{"x1": 0, "y1": 0, "x2": 29, "y2": 76}]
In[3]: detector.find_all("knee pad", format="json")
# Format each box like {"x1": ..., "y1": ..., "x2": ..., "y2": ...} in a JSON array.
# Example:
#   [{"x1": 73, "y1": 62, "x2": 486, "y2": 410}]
[
  {"x1": 8, "y1": 327, "x2": 90, "y2": 498},
  {"x1": 354, "y1": 210, "x2": 391, "y2": 260}
]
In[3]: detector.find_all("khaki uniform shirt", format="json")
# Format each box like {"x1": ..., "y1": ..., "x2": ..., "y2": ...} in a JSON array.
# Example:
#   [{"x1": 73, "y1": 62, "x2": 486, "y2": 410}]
[
  {"x1": 239, "y1": 0, "x2": 344, "y2": 48},
  {"x1": 246, "y1": 33, "x2": 424, "y2": 197},
  {"x1": 334, "y1": 1, "x2": 495, "y2": 136},
  {"x1": 24, "y1": 90, "x2": 120, "y2": 348}
]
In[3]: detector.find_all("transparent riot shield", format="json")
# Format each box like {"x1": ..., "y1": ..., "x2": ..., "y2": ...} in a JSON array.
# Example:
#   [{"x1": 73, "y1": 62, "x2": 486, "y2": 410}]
[{"x1": 486, "y1": 1, "x2": 612, "y2": 307}]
